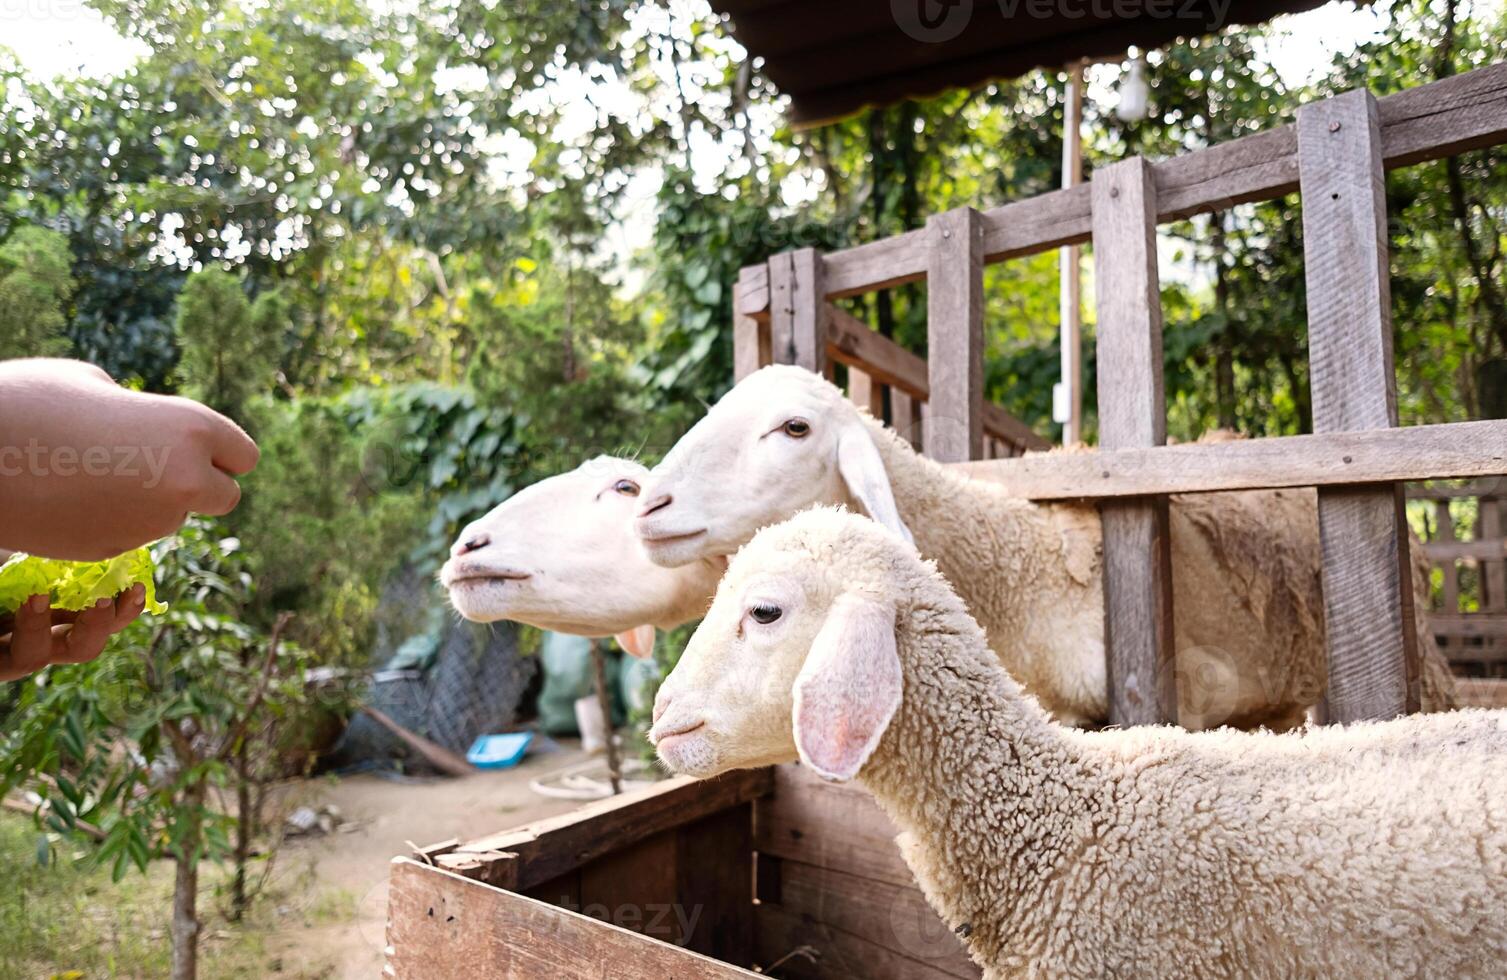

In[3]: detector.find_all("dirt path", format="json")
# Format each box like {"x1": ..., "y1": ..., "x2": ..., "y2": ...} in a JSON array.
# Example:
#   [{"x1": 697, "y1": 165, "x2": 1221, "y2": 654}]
[{"x1": 267, "y1": 742, "x2": 594, "y2": 978}]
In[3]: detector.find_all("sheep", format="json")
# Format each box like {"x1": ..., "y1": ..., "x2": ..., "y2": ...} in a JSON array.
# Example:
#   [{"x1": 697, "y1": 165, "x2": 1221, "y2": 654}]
[
  {"x1": 636, "y1": 365, "x2": 1457, "y2": 728},
  {"x1": 439, "y1": 456, "x2": 723, "y2": 656},
  {"x1": 651, "y1": 508, "x2": 1507, "y2": 979}
]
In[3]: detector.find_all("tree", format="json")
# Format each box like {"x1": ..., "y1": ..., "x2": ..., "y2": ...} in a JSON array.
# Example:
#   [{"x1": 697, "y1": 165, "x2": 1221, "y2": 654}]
[
  {"x1": 0, "y1": 225, "x2": 75, "y2": 357},
  {"x1": 0, "y1": 523, "x2": 320, "y2": 980},
  {"x1": 173, "y1": 268, "x2": 276, "y2": 424}
]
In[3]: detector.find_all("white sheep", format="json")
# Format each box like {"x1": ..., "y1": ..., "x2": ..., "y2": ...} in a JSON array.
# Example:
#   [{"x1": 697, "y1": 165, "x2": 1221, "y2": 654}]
[
  {"x1": 651, "y1": 508, "x2": 1507, "y2": 979},
  {"x1": 636, "y1": 365, "x2": 1456, "y2": 728},
  {"x1": 439, "y1": 456, "x2": 723, "y2": 656}
]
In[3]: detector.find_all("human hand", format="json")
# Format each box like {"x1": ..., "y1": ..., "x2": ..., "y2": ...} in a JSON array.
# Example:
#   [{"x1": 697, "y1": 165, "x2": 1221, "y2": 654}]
[
  {"x1": 0, "y1": 584, "x2": 147, "y2": 682},
  {"x1": 0, "y1": 359, "x2": 260, "y2": 560}
]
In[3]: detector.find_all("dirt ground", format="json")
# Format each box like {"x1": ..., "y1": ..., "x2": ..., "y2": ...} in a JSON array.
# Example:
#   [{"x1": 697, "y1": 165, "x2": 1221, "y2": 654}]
[{"x1": 266, "y1": 740, "x2": 594, "y2": 978}]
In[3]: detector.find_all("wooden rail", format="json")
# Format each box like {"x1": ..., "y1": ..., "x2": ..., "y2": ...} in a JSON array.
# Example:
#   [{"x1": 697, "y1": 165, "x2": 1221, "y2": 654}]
[
  {"x1": 1415, "y1": 484, "x2": 1507, "y2": 668},
  {"x1": 731, "y1": 61, "x2": 1507, "y2": 726}
]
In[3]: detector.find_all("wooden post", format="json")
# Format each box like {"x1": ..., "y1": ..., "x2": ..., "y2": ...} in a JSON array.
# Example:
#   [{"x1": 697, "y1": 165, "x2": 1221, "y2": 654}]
[
  {"x1": 1298, "y1": 88, "x2": 1420, "y2": 721},
  {"x1": 925, "y1": 207, "x2": 984, "y2": 462},
  {"x1": 848, "y1": 368, "x2": 884, "y2": 418},
  {"x1": 592, "y1": 640, "x2": 622, "y2": 795},
  {"x1": 1092, "y1": 156, "x2": 1177, "y2": 727},
  {"x1": 1056, "y1": 60, "x2": 1085, "y2": 446},
  {"x1": 891, "y1": 388, "x2": 921, "y2": 449},
  {"x1": 769, "y1": 249, "x2": 826, "y2": 374},
  {"x1": 1484, "y1": 496, "x2": 1506, "y2": 612},
  {"x1": 1434, "y1": 500, "x2": 1459, "y2": 615},
  {"x1": 733, "y1": 265, "x2": 771, "y2": 382}
]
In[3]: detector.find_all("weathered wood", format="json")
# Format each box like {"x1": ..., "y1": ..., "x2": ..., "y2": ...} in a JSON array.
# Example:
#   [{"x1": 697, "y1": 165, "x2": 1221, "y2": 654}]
[
  {"x1": 1434, "y1": 500, "x2": 1461, "y2": 613},
  {"x1": 1432, "y1": 613, "x2": 1507, "y2": 641},
  {"x1": 734, "y1": 265, "x2": 771, "y2": 381},
  {"x1": 1424, "y1": 539, "x2": 1507, "y2": 562},
  {"x1": 767, "y1": 860, "x2": 978, "y2": 979},
  {"x1": 891, "y1": 387, "x2": 921, "y2": 449},
  {"x1": 736, "y1": 262, "x2": 770, "y2": 318},
  {"x1": 770, "y1": 249, "x2": 827, "y2": 373},
  {"x1": 1484, "y1": 498, "x2": 1507, "y2": 612},
  {"x1": 753, "y1": 764, "x2": 915, "y2": 889},
  {"x1": 753, "y1": 903, "x2": 968, "y2": 980},
  {"x1": 675, "y1": 804, "x2": 755, "y2": 967},
  {"x1": 826, "y1": 305, "x2": 1049, "y2": 452},
  {"x1": 433, "y1": 770, "x2": 771, "y2": 890},
  {"x1": 1454, "y1": 677, "x2": 1507, "y2": 709},
  {"x1": 1299, "y1": 87, "x2": 1420, "y2": 721},
  {"x1": 847, "y1": 367, "x2": 884, "y2": 418},
  {"x1": 386, "y1": 859, "x2": 758, "y2": 980},
  {"x1": 727, "y1": 65, "x2": 1507, "y2": 311},
  {"x1": 1092, "y1": 156, "x2": 1177, "y2": 727},
  {"x1": 924, "y1": 207, "x2": 985, "y2": 462},
  {"x1": 576, "y1": 829, "x2": 680, "y2": 938},
  {"x1": 952, "y1": 419, "x2": 1507, "y2": 500},
  {"x1": 1406, "y1": 478, "x2": 1507, "y2": 499}
]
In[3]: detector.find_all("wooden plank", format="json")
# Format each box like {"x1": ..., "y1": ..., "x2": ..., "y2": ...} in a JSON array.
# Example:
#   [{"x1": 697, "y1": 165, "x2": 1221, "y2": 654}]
[
  {"x1": 386, "y1": 859, "x2": 758, "y2": 980},
  {"x1": 1432, "y1": 614, "x2": 1507, "y2": 640},
  {"x1": 891, "y1": 387, "x2": 920, "y2": 450},
  {"x1": 770, "y1": 249, "x2": 827, "y2": 373},
  {"x1": 1091, "y1": 155, "x2": 1176, "y2": 727},
  {"x1": 1424, "y1": 539, "x2": 1507, "y2": 562},
  {"x1": 1300, "y1": 87, "x2": 1420, "y2": 721},
  {"x1": 768, "y1": 860, "x2": 978, "y2": 979},
  {"x1": 924, "y1": 206, "x2": 985, "y2": 462},
  {"x1": 847, "y1": 367, "x2": 884, "y2": 418},
  {"x1": 1484, "y1": 499, "x2": 1507, "y2": 612},
  {"x1": 676, "y1": 804, "x2": 755, "y2": 967},
  {"x1": 753, "y1": 764, "x2": 915, "y2": 889},
  {"x1": 1435, "y1": 500, "x2": 1461, "y2": 613},
  {"x1": 576, "y1": 829, "x2": 681, "y2": 941},
  {"x1": 953, "y1": 419, "x2": 1507, "y2": 499},
  {"x1": 433, "y1": 770, "x2": 771, "y2": 890},
  {"x1": 736, "y1": 262, "x2": 770, "y2": 318},
  {"x1": 754, "y1": 903, "x2": 968, "y2": 980},
  {"x1": 755, "y1": 64, "x2": 1507, "y2": 305},
  {"x1": 734, "y1": 265, "x2": 771, "y2": 381},
  {"x1": 1454, "y1": 677, "x2": 1507, "y2": 709}
]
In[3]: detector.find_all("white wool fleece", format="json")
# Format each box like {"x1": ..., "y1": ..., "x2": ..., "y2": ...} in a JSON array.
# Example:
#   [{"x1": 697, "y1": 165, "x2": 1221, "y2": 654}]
[{"x1": 664, "y1": 509, "x2": 1507, "y2": 979}]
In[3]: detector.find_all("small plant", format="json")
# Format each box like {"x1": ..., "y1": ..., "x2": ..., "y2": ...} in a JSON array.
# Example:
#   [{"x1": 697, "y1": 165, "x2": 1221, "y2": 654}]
[{"x1": 0, "y1": 521, "x2": 328, "y2": 980}]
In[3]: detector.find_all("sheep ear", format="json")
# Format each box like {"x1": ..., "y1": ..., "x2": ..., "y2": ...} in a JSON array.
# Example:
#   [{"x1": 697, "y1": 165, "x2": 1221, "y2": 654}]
[
  {"x1": 792, "y1": 594, "x2": 901, "y2": 782},
  {"x1": 614, "y1": 625, "x2": 655, "y2": 659},
  {"x1": 836, "y1": 425, "x2": 914, "y2": 545}
]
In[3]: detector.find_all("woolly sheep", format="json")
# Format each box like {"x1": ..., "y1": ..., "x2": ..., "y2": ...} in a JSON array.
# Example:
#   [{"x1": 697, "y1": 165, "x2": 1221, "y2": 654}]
[
  {"x1": 652, "y1": 508, "x2": 1507, "y2": 978},
  {"x1": 636, "y1": 365, "x2": 1456, "y2": 727},
  {"x1": 439, "y1": 456, "x2": 722, "y2": 656}
]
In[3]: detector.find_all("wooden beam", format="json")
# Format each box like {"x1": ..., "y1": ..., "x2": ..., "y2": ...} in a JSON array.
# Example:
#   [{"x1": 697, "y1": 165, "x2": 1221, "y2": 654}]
[
  {"x1": 769, "y1": 249, "x2": 826, "y2": 374},
  {"x1": 727, "y1": 63, "x2": 1507, "y2": 312},
  {"x1": 386, "y1": 859, "x2": 758, "y2": 979},
  {"x1": 924, "y1": 207, "x2": 985, "y2": 463},
  {"x1": 952, "y1": 419, "x2": 1507, "y2": 499},
  {"x1": 1091, "y1": 156, "x2": 1176, "y2": 727},
  {"x1": 1432, "y1": 613, "x2": 1507, "y2": 640},
  {"x1": 848, "y1": 366, "x2": 884, "y2": 418},
  {"x1": 733, "y1": 265, "x2": 770, "y2": 381},
  {"x1": 1484, "y1": 498, "x2": 1507, "y2": 611},
  {"x1": 1299, "y1": 88, "x2": 1420, "y2": 722},
  {"x1": 891, "y1": 388, "x2": 921, "y2": 450},
  {"x1": 1406, "y1": 478, "x2": 1507, "y2": 499},
  {"x1": 1433, "y1": 499, "x2": 1460, "y2": 614},
  {"x1": 432, "y1": 770, "x2": 771, "y2": 891},
  {"x1": 1424, "y1": 539, "x2": 1507, "y2": 562}
]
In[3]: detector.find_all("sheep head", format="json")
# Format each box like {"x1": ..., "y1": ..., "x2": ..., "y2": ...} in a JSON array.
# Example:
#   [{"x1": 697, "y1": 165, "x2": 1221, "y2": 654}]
[
  {"x1": 652, "y1": 508, "x2": 912, "y2": 782},
  {"x1": 440, "y1": 456, "x2": 720, "y2": 655},
  {"x1": 635, "y1": 365, "x2": 912, "y2": 569}
]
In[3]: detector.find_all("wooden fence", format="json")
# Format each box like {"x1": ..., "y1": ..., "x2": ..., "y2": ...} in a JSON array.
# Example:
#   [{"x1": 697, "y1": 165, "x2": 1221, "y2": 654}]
[
  {"x1": 733, "y1": 62, "x2": 1507, "y2": 726},
  {"x1": 1414, "y1": 479, "x2": 1507, "y2": 672}
]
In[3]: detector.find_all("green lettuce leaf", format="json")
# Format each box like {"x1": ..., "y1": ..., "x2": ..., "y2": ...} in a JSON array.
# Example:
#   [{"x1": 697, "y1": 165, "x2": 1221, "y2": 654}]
[{"x1": 0, "y1": 549, "x2": 167, "y2": 616}]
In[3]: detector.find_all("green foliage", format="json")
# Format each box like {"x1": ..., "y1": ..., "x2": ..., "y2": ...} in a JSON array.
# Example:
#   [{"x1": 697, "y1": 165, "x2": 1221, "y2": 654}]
[
  {"x1": 174, "y1": 268, "x2": 277, "y2": 424},
  {"x1": 0, "y1": 225, "x2": 75, "y2": 357}
]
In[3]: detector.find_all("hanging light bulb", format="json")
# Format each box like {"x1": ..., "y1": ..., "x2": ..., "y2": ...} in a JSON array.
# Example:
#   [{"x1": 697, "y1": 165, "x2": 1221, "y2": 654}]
[{"x1": 1116, "y1": 57, "x2": 1150, "y2": 124}]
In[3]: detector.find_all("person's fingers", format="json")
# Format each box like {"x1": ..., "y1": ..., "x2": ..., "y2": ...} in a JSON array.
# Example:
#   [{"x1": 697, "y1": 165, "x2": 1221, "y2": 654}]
[
  {"x1": 57, "y1": 597, "x2": 116, "y2": 664},
  {"x1": 187, "y1": 400, "x2": 259, "y2": 475},
  {"x1": 0, "y1": 596, "x2": 57, "y2": 681},
  {"x1": 192, "y1": 465, "x2": 244, "y2": 516},
  {"x1": 110, "y1": 584, "x2": 147, "y2": 631}
]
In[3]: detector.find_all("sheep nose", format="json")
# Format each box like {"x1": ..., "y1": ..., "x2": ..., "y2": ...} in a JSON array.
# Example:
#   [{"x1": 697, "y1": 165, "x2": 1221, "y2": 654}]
[
  {"x1": 452, "y1": 533, "x2": 491, "y2": 557},
  {"x1": 653, "y1": 691, "x2": 672, "y2": 723},
  {"x1": 638, "y1": 493, "x2": 673, "y2": 518}
]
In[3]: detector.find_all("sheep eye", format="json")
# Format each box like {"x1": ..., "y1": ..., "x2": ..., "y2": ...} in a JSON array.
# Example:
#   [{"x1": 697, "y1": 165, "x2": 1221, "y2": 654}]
[
  {"x1": 749, "y1": 604, "x2": 783, "y2": 625},
  {"x1": 612, "y1": 479, "x2": 640, "y2": 497},
  {"x1": 782, "y1": 419, "x2": 811, "y2": 438}
]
